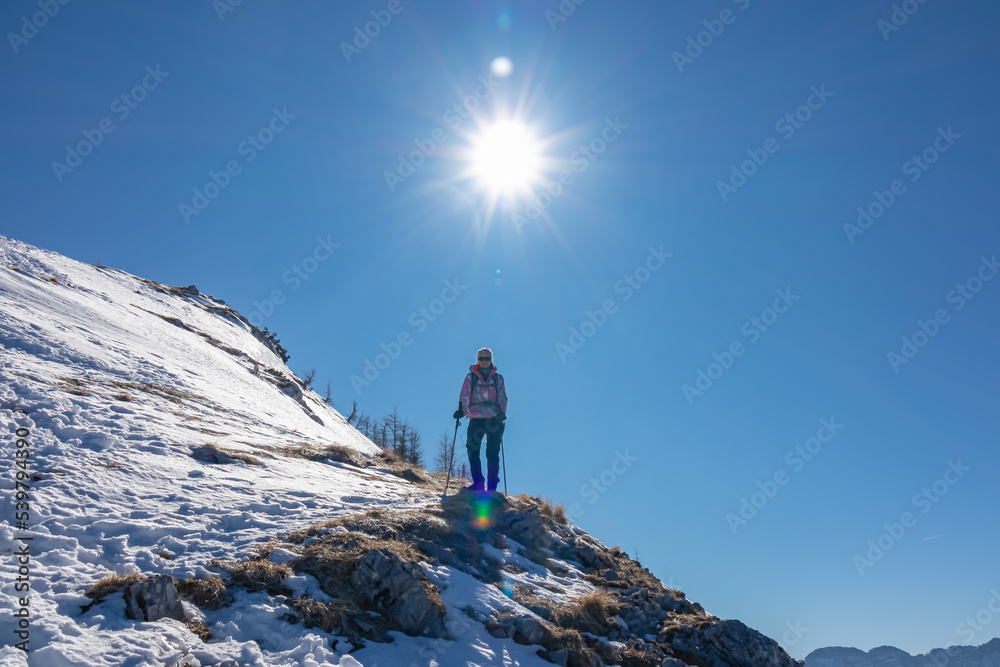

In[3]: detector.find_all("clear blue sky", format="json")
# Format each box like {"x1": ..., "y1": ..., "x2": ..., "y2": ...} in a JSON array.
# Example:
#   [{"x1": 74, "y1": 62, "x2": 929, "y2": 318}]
[{"x1": 3, "y1": 0, "x2": 999, "y2": 658}]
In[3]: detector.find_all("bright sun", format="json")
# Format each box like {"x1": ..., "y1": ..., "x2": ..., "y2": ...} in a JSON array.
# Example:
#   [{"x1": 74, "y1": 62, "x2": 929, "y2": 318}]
[{"x1": 468, "y1": 121, "x2": 541, "y2": 195}]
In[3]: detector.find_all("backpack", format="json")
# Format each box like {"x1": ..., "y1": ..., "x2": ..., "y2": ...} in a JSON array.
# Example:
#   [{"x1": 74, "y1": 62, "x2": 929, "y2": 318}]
[{"x1": 469, "y1": 369, "x2": 501, "y2": 409}]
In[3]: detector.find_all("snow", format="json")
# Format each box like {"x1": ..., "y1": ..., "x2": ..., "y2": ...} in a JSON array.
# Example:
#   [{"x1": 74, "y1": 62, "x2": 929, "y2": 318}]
[{"x1": 0, "y1": 236, "x2": 571, "y2": 665}]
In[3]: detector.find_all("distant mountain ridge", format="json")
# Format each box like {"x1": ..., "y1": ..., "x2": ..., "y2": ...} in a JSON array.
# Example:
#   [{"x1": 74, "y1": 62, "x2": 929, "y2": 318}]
[{"x1": 806, "y1": 638, "x2": 1000, "y2": 666}]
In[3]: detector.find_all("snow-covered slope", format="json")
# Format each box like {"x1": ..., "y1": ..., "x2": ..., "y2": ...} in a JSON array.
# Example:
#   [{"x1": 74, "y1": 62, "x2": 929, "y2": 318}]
[
  {"x1": 0, "y1": 236, "x2": 422, "y2": 664},
  {"x1": 0, "y1": 236, "x2": 799, "y2": 666}
]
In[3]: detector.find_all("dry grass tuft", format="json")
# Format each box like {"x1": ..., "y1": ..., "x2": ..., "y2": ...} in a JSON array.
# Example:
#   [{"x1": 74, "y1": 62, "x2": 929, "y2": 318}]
[
  {"x1": 57, "y1": 377, "x2": 90, "y2": 396},
  {"x1": 210, "y1": 558, "x2": 291, "y2": 595},
  {"x1": 278, "y1": 442, "x2": 369, "y2": 468},
  {"x1": 540, "y1": 624, "x2": 603, "y2": 666},
  {"x1": 176, "y1": 576, "x2": 230, "y2": 609},
  {"x1": 376, "y1": 447, "x2": 403, "y2": 463},
  {"x1": 278, "y1": 444, "x2": 322, "y2": 462},
  {"x1": 105, "y1": 461, "x2": 120, "y2": 469},
  {"x1": 223, "y1": 450, "x2": 261, "y2": 466},
  {"x1": 618, "y1": 645, "x2": 667, "y2": 667},
  {"x1": 323, "y1": 443, "x2": 368, "y2": 468},
  {"x1": 568, "y1": 590, "x2": 625, "y2": 633},
  {"x1": 287, "y1": 597, "x2": 385, "y2": 646},
  {"x1": 170, "y1": 410, "x2": 213, "y2": 423},
  {"x1": 251, "y1": 537, "x2": 286, "y2": 560},
  {"x1": 297, "y1": 533, "x2": 423, "y2": 589},
  {"x1": 186, "y1": 620, "x2": 211, "y2": 642},
  {"x1": 288, "y1": 597, "x2": 349, "y2": 634},
  {"x1": 85, "y1": 572, "x2": 148, "y2": 601},
  {"x1": 510, "y1": 586, "x2": 625, "y2": 637},
  {"x1": 371, "y1": 450, "x2": 435, "y2": 485},
  {"x1": 110, "y1": 380, "x2": 205, "y2": 405},
  {"x1": 538, "y1": 498, "x2": 567, "y2": 524},
  {"x1": 115, "y1": 392, "x2": 132, "y2": 401},
  {"x1": 46, "y1": 276, "x2": 60, "y2": 284},
  {"x1": 509, "y1": 584, "x2": 562, "y2": 623},
  {"x1": 659, "y1": 611, "x2": 715, "y2": 634}
]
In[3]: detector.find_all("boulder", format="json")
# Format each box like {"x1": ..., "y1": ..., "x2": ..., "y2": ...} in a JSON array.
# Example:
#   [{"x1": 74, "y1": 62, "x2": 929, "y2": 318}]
[
  {"x1": 190, "y1": 445, "x2": 232, "y2": 464},
  {"x1": 512, "y1": 617, "x2": 548, "y2": 646},
  {"x1": 573, "y1": 538, "x2": 611, "y2": 569},
  {"x1": 350, "y1": 549, "x2": 444, "y2": 638},
  {"x1": 123, "y1": 574, "x2": 185, "y2": 622},
  {"x1": 486, "y1": 614, "x2": 553, "y2": 647},
  {"x1": 498, "y1": 510, "x2": 552, "y2": 553}
]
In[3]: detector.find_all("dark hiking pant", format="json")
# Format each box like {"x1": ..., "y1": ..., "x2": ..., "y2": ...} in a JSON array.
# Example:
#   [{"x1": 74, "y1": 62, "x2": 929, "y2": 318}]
[{"x1": 467, "y1": 417, "x2": 505, "y2": 490}]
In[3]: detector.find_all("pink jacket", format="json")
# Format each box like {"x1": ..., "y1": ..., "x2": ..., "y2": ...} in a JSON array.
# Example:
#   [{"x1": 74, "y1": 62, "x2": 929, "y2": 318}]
[{"x1": 460, "y1": 364, "x2": 507, "y2": 419}]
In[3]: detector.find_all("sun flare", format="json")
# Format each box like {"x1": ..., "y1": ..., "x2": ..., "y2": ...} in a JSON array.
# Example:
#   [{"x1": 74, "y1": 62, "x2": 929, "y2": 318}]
[{"x1": 468, "y1": 121, "x2": 541, "y2": 195}]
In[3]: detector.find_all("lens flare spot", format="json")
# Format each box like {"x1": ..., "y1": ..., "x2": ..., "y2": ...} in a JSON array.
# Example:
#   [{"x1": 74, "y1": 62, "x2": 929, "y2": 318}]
[
  {"x1": 490, "y1": 56, "x2": 513, "y2": 78},
  {"x1": 501, "y1": 574, "x2": 515, "y2": 598},
  {"x1": 472, "y1": 498, "x2": 495, "y2": 529}
]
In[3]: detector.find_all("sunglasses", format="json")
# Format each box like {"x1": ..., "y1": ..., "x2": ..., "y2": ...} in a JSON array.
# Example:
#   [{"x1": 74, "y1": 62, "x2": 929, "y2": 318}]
[{"x1": 478, "y1": 356, "x2": 492, "y2": 360}]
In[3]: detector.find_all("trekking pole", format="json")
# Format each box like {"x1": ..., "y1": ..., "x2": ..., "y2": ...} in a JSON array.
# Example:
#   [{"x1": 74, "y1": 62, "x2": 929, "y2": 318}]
[
  {"x1": 443, "y1": 412, "x2": 461, "y2": 499},
  {"x1": 501, "y1": 439, "x2": 507, "y2": 495}
]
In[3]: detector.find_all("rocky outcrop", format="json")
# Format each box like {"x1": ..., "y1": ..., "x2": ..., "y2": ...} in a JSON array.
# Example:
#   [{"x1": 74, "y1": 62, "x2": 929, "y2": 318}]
[
  {"x1": 662, "y1": 618, "x2": 800, "y2": 667},
  {"x1": 350, "y1": 548, "x2": 445, "y2": 638},
  {"x1": 276, "y1": 494, "x2": 802, "y2": 666}
]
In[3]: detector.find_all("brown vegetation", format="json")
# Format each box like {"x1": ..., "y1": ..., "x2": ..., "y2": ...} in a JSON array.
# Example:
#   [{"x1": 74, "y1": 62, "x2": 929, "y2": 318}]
[
  {"x1": 209, "y1": 558, "x2": 291, "y2": 596},
  {"x1": 277, "y1": 442, "x2": 369, "y2": 469},
  {"x1": 186, "y1": 620, "x2": 211, "y2": 642},
  {"x1": 176, "y1": 576, "x2": 231, "y2": 610},
  {"x1": 85, "y1": 572, "x2": 148, "y2": 602},
  {"x1": 110, "y1": 380, "x2": 205, "y2": 405}
]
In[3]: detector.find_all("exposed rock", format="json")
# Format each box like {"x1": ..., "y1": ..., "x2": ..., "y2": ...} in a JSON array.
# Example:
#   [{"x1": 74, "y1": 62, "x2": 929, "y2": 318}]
[
  {"x1": 662, "y1": 618, "x2": 799, "y2": 667},
  {"x1": 497, "y1": 509, "x2": 552, "y2": 556},
  {"x1": 190, "y1": 445, "x2": 232, "y2": 464},
  {"x1": 123, "y1": 574, "x2": 185, "y2": 622},
  {"x1": 277, "y1": 377, "x2": 303, "y2": 401},
  {"x1": 350, "y1": 548, "x2": 445, "y2": 638},
  {"x1": 485, "y1": 613, "x2": 552, "y2": 647},
  {"x1": 513, "y1": 617, "x2": 549, "y2": 646},
  {"x1": 395, "y1": 468, "x2": 425, "y2": 483},
  {"x1": 572, "y1": 537, "x2": 612, "y2": 570}
]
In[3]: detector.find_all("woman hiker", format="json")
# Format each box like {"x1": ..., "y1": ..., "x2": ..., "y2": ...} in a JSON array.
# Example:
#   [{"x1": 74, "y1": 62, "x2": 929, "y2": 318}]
[{"x1": 454, "y1": 347, "x2": 507, "y2": 494}]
